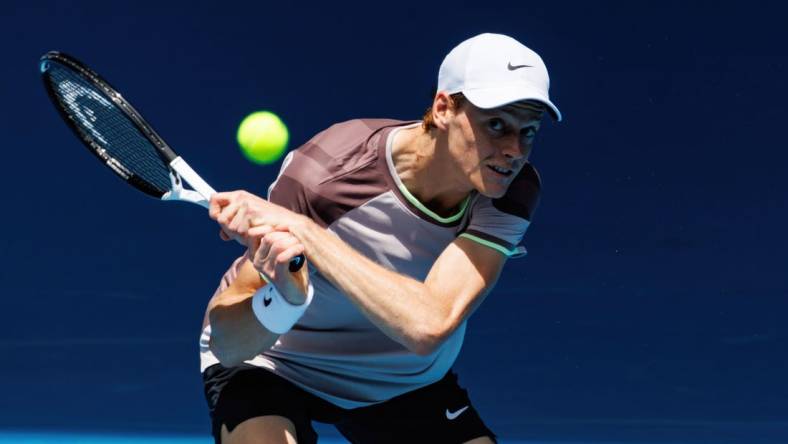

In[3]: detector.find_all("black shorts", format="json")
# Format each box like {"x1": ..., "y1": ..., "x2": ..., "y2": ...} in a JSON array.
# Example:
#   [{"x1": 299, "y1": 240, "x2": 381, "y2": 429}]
[{"x1": 203, "y1": 364, "x2": 497, "y2": 444}]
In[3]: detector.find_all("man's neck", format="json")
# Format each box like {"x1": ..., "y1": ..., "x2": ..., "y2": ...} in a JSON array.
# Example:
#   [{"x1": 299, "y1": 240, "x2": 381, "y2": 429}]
[{"x1": 391, "y1": 125, "x2": 471, "y2": 218}]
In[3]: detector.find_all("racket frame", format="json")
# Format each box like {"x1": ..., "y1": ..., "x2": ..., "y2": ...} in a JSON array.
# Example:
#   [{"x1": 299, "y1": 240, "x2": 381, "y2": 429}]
[
  {"x1": 40, "y1": 51, "x2": 304, "y2": 271},
  {"x1": 40, "y1": 51, "x2": 215, "y2": 206}
]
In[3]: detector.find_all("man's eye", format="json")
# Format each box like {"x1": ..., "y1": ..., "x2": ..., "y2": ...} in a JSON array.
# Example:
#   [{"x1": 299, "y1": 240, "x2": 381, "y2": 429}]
[{"x1": 488, "y1": 119, "x2": 505, "y2": 133}]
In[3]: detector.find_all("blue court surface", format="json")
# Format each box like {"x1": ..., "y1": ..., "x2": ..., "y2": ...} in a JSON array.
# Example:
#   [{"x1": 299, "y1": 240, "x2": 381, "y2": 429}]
[
  {"x1": 0, "y1": 434, "x2": 208, "y2": 444},
  {"x1": 0, "y1": 433, "x2": 561, "y2": 444},
  {"x1": 0, "y1": 433, "x2": 655, "y2": 444}
]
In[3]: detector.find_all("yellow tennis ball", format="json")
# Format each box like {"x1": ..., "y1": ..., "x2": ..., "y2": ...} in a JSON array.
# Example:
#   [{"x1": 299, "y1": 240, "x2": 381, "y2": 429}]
[{"x1": 237, "y1": 111, "x2": 289, "y2": 165}]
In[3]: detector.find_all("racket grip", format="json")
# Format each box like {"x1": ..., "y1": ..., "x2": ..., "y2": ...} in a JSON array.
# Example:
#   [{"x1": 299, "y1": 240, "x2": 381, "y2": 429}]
[{"x1": 289, "y1": 254, "x2": 306, "y2": 272}]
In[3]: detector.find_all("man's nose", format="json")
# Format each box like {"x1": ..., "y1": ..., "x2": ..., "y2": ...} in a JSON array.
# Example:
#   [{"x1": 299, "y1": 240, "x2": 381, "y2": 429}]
[{"x1": 502, "y1": 137, "x2": 529, "y2": 160}]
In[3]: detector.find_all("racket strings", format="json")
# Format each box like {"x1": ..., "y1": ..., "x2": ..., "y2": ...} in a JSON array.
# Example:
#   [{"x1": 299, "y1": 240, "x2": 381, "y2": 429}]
[{"x1": 45, "y1": 62, "x2": 173, "y2": 194}]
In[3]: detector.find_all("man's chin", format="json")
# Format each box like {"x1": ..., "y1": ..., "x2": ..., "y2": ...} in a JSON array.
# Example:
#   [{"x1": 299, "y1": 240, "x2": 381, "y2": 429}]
[
  {"x1": 478, "y1": 186, "x2": 507, "y2": 199},
  {"x1": 477, "y1": 172, "x2": 512, "y2": 198}
]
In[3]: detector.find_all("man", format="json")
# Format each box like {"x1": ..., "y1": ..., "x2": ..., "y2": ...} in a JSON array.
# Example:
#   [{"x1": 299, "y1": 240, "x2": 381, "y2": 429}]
[{"x1": 201, "y1": 33, "x2": 562, "y2": 444}]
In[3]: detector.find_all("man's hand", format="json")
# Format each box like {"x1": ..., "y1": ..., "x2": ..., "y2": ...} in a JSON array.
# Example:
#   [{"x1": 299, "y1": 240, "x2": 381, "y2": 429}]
[
  {"x1": 247, "y1": 224, "x2": 310, "y2": 305},
  {"x1": 208, "y1": 190, "x2": 305, "y2": 247}
]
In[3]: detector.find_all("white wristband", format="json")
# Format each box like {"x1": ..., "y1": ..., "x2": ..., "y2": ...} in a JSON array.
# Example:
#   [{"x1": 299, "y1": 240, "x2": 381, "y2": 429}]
[{"x1": 251, "y1": 282, "x2": 314, "y2": 334}]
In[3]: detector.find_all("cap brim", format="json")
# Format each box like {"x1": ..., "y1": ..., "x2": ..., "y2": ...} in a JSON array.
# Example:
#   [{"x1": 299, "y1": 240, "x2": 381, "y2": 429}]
[{"x1": 464, "y1": 87, "x2": 562, "y2": 122}]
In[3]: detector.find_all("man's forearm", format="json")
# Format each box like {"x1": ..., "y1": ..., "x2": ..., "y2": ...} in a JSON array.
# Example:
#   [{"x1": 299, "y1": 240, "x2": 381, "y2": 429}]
[
  {"x1": 208, "y1": 285, "x2": 279, "y2": 366},
  {"x1": 289, "y1": 217, "x2": 448, "y2": 354}
]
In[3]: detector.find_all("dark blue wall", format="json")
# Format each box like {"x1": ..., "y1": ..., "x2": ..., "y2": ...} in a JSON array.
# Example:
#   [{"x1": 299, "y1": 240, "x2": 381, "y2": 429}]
[{"x1": 2, "y1": 1, "x2": 786, "y2": 442}]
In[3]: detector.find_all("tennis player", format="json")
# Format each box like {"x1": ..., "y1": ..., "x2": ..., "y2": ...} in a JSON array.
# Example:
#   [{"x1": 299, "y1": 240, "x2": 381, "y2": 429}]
[{"x1": 201, "y1": 33, "x2": 561, "y2": 444}]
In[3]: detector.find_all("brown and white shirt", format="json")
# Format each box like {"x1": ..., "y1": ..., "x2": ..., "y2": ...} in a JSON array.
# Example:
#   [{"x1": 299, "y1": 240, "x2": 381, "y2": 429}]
[{"x1": 200, "y1": 119, "x2": 541, "y2": 408}]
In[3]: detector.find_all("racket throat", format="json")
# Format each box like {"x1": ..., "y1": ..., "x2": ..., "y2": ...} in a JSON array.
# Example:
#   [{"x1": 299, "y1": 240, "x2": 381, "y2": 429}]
[{"x1": 162, "y1": 157, "x2": 217, "y2": 209}]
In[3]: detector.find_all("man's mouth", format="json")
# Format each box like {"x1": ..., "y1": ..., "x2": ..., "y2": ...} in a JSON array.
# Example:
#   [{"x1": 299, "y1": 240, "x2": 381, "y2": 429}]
[{"x1": 487, "y1": 165, "x2": 514, "y2": 177}]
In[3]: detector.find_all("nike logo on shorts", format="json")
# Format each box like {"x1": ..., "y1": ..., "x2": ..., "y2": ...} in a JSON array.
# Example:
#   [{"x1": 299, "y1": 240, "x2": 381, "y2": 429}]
[
  {"x1": 445, "y1": 406, "x2": 469, "y2": 420},
  {"x1": 263, "y1": 296, "x2": 273, "y2": 307}
]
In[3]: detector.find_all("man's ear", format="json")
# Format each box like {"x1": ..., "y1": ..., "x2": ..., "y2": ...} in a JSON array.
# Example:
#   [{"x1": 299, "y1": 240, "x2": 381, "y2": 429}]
[{"x1": 431, "y1": 91, "x2": 454, "y2": 130}]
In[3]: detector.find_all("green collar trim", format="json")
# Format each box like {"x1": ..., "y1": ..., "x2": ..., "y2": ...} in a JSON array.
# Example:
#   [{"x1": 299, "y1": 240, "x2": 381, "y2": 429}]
[{"x1": 397, "y1": 183, "x2": 470, "y2": 224}]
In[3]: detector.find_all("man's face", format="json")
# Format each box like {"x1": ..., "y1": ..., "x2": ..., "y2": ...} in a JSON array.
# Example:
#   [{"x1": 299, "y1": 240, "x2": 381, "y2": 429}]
[{"x1": 446, "y1": 100, "x2": 544, "y2": 198}]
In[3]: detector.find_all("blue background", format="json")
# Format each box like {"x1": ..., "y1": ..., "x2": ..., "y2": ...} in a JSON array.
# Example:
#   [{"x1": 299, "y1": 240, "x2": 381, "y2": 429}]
[{"x1": 1, "y1": 1, "x2": 786, "y2": 442}]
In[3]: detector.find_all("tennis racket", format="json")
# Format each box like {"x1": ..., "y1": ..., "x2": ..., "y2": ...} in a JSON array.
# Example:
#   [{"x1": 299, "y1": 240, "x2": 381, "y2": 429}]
[{"x1": 40, "y1": 51, "x2": 305, "y2": 272}]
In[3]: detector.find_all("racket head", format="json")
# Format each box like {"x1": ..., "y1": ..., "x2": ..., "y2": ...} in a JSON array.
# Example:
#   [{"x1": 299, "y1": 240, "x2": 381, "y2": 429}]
[{"x1": 40, "y1": 51, "x2": 179, "y2": 198}]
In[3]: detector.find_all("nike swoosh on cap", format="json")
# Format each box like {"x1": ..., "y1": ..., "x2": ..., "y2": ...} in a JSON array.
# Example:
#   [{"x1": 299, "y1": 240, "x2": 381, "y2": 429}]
[
  {"x1": 507, "y1": 62, "x2": 532, "y2": 70},
  {"x1": 263, "y1": 297, "x2": 273, "y2": 307},
  {"x1": 445, "y1": 406, "x2": 470, "y2": 420}
]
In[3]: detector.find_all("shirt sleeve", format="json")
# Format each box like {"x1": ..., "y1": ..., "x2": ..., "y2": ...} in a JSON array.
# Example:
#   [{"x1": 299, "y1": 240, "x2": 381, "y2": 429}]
[
  {"x1": 266, "y1": 149, "x2": 310, "y2": 214},
  {"x1": 458, "y1": 164, "x2": 541, "y2": 258},
  {"x1": 265, "y1": 119, "x2": 389, "y2": 226}
]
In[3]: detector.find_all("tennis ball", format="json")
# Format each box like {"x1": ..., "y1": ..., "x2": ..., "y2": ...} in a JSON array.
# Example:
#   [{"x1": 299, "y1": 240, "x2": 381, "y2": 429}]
[{"x1": 237, "y1": 111, "x2": 289, "y2": 165}]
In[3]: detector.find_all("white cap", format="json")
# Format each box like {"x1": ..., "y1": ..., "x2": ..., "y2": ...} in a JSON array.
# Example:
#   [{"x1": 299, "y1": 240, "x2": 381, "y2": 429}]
[{"x1": 438, "y1": 33, "x2": 562, "y2": 121}]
